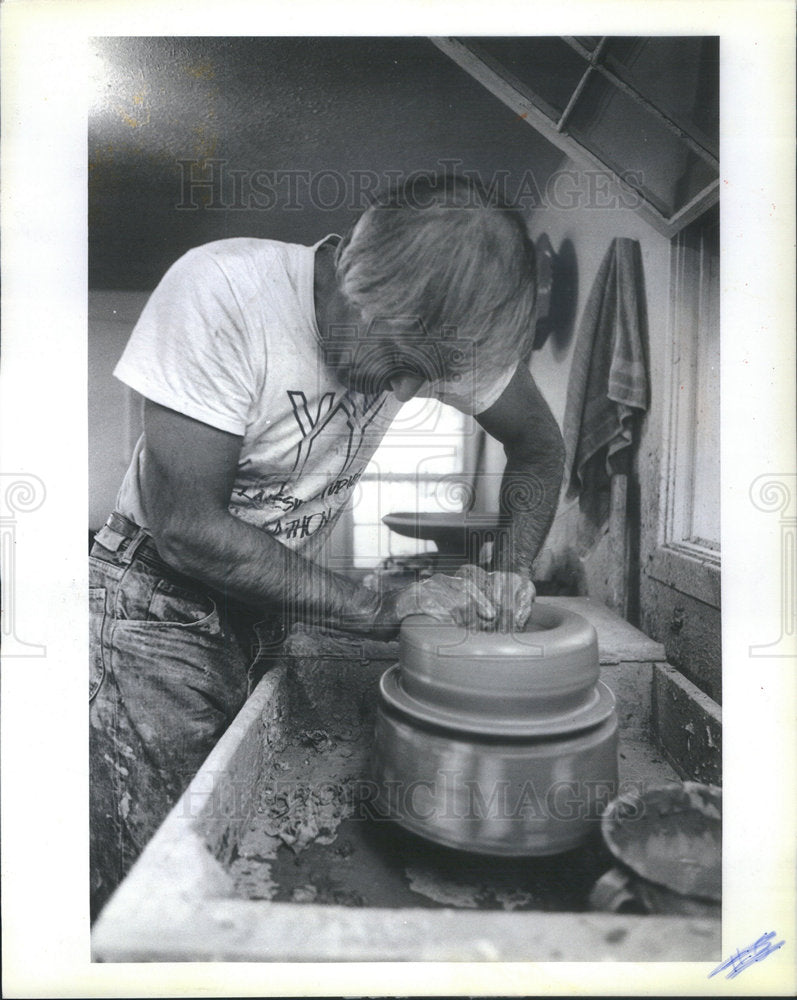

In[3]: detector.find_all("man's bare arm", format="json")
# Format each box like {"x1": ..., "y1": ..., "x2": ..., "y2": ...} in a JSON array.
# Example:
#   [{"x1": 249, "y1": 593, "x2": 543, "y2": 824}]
[
  {"x1": 140, "y1": 401, "x2": 379, "y2": 629},
  {"x1": 475, "y1": 363, "x2": 565, "y2": 577}
]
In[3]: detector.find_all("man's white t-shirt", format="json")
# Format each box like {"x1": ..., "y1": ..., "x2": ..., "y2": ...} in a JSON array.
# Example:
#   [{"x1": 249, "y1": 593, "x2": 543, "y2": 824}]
[{"x1": 113, "y1": 237, "x2": 514, "y2": 557}]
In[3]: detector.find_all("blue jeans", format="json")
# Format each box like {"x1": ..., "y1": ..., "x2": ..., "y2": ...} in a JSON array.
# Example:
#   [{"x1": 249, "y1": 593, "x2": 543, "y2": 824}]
[{"x1": 89, "y1": 512, "x2": 286, "y2": 920}]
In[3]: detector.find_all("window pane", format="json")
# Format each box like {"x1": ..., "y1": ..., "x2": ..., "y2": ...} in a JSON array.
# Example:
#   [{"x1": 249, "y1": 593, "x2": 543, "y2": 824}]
[
  {"x1": 603, "y1": 37, "x2": 719, "y2": 158},
  {"x1": 367, "y1": 398, "x2": 466, "y2": 475},
  {"x1": 367, "y1": 445, "x2": 461, "y2": 477},
  {"x1": 567, "y1": 74, "x2": 718, "y2": 217},
  {"x1": 351, "y1": 398, "x2": 467, "y2": 566},
  {"x1": 689, "y1": 215, "x2": 720, "y2": 548},
  {"x1": 353, "y1": 474, "x2": 470, "y2": 524},
  {"x1": 470, "y1": 37, "x2": 589, "y2": 119},
  {"x1": 353, "y1": 523, "x2": 426, "y2": 568},
  {"x1": 416, "y1": 475, "x2": 470, "y2": 513},
  {"x1": 352, "y1": 471, "x2": 472, "y2": 566},
  {"x1": 352, "y1": 480, "x2": 432, "y2": 567},
  {"x1": 664, "y1": 207, "x2": 721, "y2": 555},
  {"x1": 352, "y1": 478, "x2": 414, "y2": 525}
]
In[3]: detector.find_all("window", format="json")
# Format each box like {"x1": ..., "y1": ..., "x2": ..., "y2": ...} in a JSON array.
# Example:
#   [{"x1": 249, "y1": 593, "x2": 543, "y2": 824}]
[
  {"x1": 350, "y1": 396, "x2": 467, "y2": 568},
  {"x1": 650, "y1": 206, "x2": 721, "y2": 606},
  {"x1": 432, "y1": 36, "x2": 719, "y2": 237}
]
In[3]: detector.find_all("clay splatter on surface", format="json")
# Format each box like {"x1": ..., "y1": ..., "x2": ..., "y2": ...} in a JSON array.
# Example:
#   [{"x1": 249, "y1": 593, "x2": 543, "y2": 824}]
[
  {"x1": 229, "y1": 719, "x2": 372, "y2": 902},
  {"x1": 225, "y1": 627, "x2": 626, "y2": 910},
  {"x1": 227, "y1": 716, "x2": 614, "y2": 911},
  {"x1": 224, "y1": 626, "x2": 686, "y2": 911},
  {"x1": 229, "y1": 859, "x2": 279, "y2": 901}
]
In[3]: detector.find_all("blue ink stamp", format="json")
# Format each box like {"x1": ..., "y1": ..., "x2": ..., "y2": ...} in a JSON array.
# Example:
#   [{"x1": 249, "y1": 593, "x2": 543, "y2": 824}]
[{"x1": 709, "y1": 931, "x2": 785, "y2": 979}]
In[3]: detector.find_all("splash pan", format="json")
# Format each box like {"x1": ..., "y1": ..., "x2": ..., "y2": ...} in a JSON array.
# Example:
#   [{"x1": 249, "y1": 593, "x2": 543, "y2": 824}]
[{"x1": 91, "y1": 609, "x2": 720, "y2": 962}]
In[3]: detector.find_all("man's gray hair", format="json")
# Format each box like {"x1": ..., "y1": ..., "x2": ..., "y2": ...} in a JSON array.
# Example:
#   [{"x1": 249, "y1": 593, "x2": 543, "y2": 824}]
[{"x1": 334, "y1": 173, "x2": 537, "y2": 380}]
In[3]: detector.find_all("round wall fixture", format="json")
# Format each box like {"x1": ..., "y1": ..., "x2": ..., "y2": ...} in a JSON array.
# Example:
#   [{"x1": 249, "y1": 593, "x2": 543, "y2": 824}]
[{"x1": 532, "y1": 232, "x2": 556, "y2": 350}]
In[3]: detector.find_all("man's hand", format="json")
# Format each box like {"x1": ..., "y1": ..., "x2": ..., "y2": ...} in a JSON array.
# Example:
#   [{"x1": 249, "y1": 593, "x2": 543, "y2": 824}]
[
  {"x1": 361, "y1": 564, "x2": 535, "y2": 637},
  {"x1": 388, "y1": 571, "x2": 498, "y2": 627},
  {"x1": 456, "y1": 564, "x2": 535, "y2": 631}
]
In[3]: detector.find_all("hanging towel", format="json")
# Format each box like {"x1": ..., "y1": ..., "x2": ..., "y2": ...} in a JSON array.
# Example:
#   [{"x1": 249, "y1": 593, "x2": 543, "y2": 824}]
[{"x1": 562, "y1": 237, "x2": 648, "y2": 499}]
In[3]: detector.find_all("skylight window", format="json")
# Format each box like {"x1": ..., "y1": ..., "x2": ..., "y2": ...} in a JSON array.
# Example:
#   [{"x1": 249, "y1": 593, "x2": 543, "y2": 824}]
[{"x1": 432, "y1": 36, "x2": 719, "y2": 236}]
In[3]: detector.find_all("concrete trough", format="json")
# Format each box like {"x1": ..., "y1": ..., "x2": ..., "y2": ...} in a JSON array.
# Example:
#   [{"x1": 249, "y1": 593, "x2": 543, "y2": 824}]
[{"x1": 91, "y1": 598, "x2": 721, "y2": 962}]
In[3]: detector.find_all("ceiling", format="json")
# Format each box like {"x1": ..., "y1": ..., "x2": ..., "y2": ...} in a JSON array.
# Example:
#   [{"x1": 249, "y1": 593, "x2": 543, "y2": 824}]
[
  {"x1": 89, "y1": 37, "x2": 566, "y2": 289},
  {"x1": 89, "y1": 35, "x2": 719, "y2": 288}
]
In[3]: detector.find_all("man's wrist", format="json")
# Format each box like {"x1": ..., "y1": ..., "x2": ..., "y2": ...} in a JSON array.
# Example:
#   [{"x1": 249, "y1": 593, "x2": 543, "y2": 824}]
[{"x1": 324, "y1": 582, "x2": 382, "y2": 631}]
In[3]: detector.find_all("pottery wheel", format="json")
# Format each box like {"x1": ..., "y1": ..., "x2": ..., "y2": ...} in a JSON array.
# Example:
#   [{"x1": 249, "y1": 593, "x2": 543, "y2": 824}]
[{"x1": 379, "y1": 665, "x2": 617, "y2": 738}]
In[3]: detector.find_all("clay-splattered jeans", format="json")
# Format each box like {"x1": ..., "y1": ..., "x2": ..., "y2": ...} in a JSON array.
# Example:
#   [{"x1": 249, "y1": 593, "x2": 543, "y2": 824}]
[{"x1": 89, "y1": 512, "x2": 285, "y2": 921}]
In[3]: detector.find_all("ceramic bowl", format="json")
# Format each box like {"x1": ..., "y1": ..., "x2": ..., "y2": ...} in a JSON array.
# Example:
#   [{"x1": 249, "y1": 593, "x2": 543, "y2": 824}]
[{"x1": 600, "y1": 781, "x2": 722, "y2": 900}]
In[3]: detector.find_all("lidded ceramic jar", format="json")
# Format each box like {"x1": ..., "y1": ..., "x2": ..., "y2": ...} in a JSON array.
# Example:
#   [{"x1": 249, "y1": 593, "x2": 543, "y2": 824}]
[{"x1": 370, "y1": 604, "x2": 619, "y2": 855}]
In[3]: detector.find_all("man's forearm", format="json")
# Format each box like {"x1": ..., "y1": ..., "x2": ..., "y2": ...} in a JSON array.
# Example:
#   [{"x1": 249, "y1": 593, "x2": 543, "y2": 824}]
[
  {"x1": 473, "y1": 363, "x2": 565, "y2": 579},
  {"x1": 492, "y1": 443, "x2": 564, "y2": 577},
  {"x1": 154, "y1": 509, "x2": 379, "y2": 629}
]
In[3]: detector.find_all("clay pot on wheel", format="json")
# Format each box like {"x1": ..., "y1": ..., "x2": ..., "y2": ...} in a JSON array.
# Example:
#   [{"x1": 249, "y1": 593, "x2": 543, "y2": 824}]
[{"x1": 370, "y1": 604, "x2": 619, "y2": 856}]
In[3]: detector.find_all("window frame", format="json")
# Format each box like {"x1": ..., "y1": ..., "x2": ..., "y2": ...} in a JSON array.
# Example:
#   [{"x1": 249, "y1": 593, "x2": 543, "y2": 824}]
[{"x1": 649, "y1": 208, "x2": 721, "y2": 608}]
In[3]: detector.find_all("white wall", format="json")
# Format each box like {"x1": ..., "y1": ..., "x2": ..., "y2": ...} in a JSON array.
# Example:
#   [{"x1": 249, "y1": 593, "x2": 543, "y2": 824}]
[
  {"x1": 88, "y1": 291, "x2": 148, "y2": 531},
  {"x1": 500, "y1": 166, "x2": 674, "y2": 608},
  {"x1": 507, "y1": 165, "x2": 722, "y2": 700}
]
